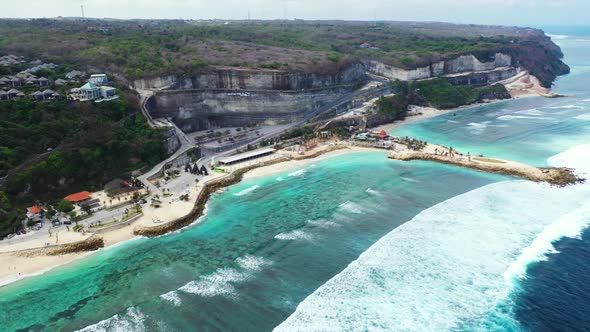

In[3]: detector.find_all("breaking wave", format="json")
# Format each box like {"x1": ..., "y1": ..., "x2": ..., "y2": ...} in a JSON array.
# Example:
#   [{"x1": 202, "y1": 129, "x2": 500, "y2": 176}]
[
  {"x1": 365, "y1": 188, "x2": 382, "y2": 196},
  {"x1": 497, "y1": 115, "x2": 553, "y2": 121},
  {"x1": 77, "y1": 307, "x2": 146, "y2": 332},
  {"x1": 545, "y1": 104, "x2": 582, "y2": 110},
  {"x1": 574, "y1": 114, "x2": 590, "y2": 121},
  {"x1": 275, "y1": 144, "x2": 590, "y2": 332},
  {"x1": 307, "y1": 219, "x2": 341, "y2": 228},
  {"x1": 275, "y1": 229, "x2": 314, "y2": 241},
  {"x1": 160, "y1": 255, "x2": 272, "y2": 305},
  {"x1": 400, "y1": 176, "x2": 420, "y2": 183},
  {"x1": 515, "y1": 108, "x2": 545, "y2": 116},
  {"x1": 234, "y1": 185, "x2": 260, "y2": 196},
  {"x1": 338, "y1": 201, "x2": 363, "y2": 214},
  {"x1": 547, "y1": 33, "x2": 568, "y2": 40},
  {"x1": 466, "y1": 121, "x2": 490, "y2": 133},
  {"x1": 288, "y1": 169, "x2": 307, "y2": 177}
]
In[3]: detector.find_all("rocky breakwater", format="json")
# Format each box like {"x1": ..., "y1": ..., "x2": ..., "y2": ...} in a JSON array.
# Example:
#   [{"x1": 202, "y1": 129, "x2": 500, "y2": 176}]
[
  {"x1": 389, "y1": 150, "x2": 584, "y2": 187},
  {"x1": 15, "y1": 235, "x2": 105, "y2": 257},
  {"x1": 140, "y1": 64, "x2": 369, "y2": 132}
]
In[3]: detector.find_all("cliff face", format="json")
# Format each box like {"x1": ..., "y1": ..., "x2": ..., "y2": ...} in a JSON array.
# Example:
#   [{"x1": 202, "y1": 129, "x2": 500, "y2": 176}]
[
  {"x1": 364, "y1": 53, "x2": 520, "y2": 88},
  {"x1": 134, "y1": 64, "x2": 367, "y2": 91},
  {"x1": 140, "y1": 31, "x2": 567, "y2": 134},
  {"x1": 147, "y1": 87, "x2": 353, "y2": 132}
]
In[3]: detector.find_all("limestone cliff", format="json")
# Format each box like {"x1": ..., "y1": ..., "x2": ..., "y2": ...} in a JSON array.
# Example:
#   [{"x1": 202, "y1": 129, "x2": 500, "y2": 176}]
[
  {"x1": 133, "y1": 64, "x2": 367, "y2": 91},
  {"x1": 364, "y1": 53, "x2": 514, "y2": 82},
  {"x1": 147, "y1": 87, "x2": 355, "y2": 132}
]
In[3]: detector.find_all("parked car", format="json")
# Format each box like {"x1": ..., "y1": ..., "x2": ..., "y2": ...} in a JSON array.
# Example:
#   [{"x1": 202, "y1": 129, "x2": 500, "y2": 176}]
[
  {"x1": 6, "y1": 233, "x2": 15, "y2": 239},
  {"x1": 63, "y1": 220, "x2": 72, "y2": 225},
  {"x1": 52, "y1": 220, "x2": 61, "y2": 226},
  {"x1": 139, "y1": 199, "x2": 147, "y2": 205}
]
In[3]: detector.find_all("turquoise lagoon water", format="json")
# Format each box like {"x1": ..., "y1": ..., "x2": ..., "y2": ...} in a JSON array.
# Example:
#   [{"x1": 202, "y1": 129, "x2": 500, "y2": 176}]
[
  {"x1": 2, "y1": 33, "x2": 590, "y2": 331},
  {"x1": 0, "y1": 155, "x2": 504, "y2": 331}
]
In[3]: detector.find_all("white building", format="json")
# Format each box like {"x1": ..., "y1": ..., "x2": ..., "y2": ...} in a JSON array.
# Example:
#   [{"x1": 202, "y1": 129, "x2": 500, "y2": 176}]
[{"x1": 89, "y1": 74, "x2": 108, "y2": 85}]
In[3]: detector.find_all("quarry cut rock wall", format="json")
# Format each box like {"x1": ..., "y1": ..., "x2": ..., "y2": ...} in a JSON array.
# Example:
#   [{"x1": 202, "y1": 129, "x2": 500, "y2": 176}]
[
  {"x1": 134, "y1": 64, "x2": 367, "y2": 91},
  {"x1": 147, "y1": 87, "x2": 353, "y2": 132},
  {"x1": 141, "y1": 54, "x2": 524, "y2": 134},
  {"x1": 364, "y1": 53, "x2": 516, "y2": 84}
]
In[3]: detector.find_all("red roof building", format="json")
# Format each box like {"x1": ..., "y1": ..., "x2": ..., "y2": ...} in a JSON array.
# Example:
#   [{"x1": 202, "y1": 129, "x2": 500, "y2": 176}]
[
  {"x1": 29, "y1": 206, "x2": 42, "y2": 214},
  {"x1": 64, "y1": 191, "x2": 92, "y2": 203}
]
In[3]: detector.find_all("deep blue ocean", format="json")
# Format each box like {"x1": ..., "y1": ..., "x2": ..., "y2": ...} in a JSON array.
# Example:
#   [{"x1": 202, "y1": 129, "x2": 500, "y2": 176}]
[{"x1": 1, "y1": 28, "x2": 589, "y2": 332}]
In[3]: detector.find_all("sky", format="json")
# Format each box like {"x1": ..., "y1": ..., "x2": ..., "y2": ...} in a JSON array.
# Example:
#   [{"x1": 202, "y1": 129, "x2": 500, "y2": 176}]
[{"x1": 2, "y1": 0, "x2": 588, "y2": 26}]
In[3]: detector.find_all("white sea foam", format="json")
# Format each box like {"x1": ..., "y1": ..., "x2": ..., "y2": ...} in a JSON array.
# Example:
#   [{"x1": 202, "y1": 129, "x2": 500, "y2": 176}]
[
  {"x1": 582, "y1": 98, "x2": 590, "y2": 102},
  {"x1": 547, "y1": 33, "x2": 569, "y2": 40},
  {"x1": 275, "y1": 229, "x2": 314, "y2": 241},
  {"x1": 77, "y1": 307, "x2": 146, "y2": 332},
  {"x1": 466, "y1": 121, "x2": 490, "y2": 133},
  {"x1": 307, "y1": 219, "x2": 341, "y2": 228},
  {"x1": 365, "y1": 188, "x2": 382, "y2": 196},
  {"x1": 234, "y1": 185, "x2": 260, "y2": 196},
  {"x1": 179, "y1": 268, "x2": 243, "y2": 298},
  {"x1": 400, "y1": 176, "x2": 420, "y2": 183},
  {"x1": 574, "y1": 114, "x2": 590, "y2": 121},
  {"x1": 161, "y1": 255, "x2": 271, "y2": 303},
  {"x1": 160, "y1": 291, "x2": 182, "y2": 306},
  {"x1": 275, "y1": 144, "x2": 590, "y2": 332},
  {"x1": 288, "y1": 169, "x2": 307, "y2": 177},
  {"x1": 503, "y1": 201, "x2": 590, "y2": 282},
  {"x1": 338, "y1": 201, "x2": 363, "y2": 214},
  {"x1": 276, "y1": 177, "x2": 284, "y2": 182},
  {"x1": 545, "y1": 104, "x2": 582, "y2": 110},
  {"x1": 515, "y1": 108, "x2": 545, "y2": 116},
  {"x1": 236, "y1": 255, "x2": 272, "y2": 271},
  {"x1": 497, "y1": 115, "x2": 553, "y2": 121}
]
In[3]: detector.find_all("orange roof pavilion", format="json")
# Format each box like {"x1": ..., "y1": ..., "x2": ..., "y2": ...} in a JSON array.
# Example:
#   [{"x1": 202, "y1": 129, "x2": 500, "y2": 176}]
[
  {"x1": 64, "y1": 191, "x2": 92, "y2": 203},
  {"x1": 29, "y1": 206, "x2": 42, "y2": 214}
]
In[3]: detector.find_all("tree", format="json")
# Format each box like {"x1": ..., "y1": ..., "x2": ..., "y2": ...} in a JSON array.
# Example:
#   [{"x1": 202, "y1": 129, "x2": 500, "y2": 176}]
[
  {"x1": 68, "y1": 211, "x2": 78, "y2": 223},
  {"x1": 81, "y1": 204, "x2": 92, "y2": 216},
  {"x1": 0, "y1": 191, "x2": 11, "y2": 211},
  {"x1": 57, "y1": 199, "x2": 74, "y2": 213},
  {"x1": 45, "y1": 209, "x2": 57, "y2": 219}
]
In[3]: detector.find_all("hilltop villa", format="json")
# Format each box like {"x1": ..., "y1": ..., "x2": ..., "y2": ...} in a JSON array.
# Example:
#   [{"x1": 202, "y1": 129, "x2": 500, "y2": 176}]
[{"x1": 70, "y1": 77, "x2": 118, "y2": 102}]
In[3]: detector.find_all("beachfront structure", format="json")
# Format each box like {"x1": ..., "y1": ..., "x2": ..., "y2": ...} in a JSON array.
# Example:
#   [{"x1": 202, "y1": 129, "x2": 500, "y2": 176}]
[
  {"x1": 64, "y1": 191, "x2": 102, "y2": 212},
  {"x1": 64, "y1": 191, "x2": 93, "y2": 204},
  {"x1": 89, "y1": 74, "x2": 108, "y2": 85},
  {"x1": 217, "y1": 147, "x2": 276, "y2": 166},
  {"x1": 26, "y1": 206, "x2": 44, "y2": 219}
]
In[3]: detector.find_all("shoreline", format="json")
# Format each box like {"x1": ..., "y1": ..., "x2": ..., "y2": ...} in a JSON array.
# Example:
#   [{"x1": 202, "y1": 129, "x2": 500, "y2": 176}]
[
  {"x1": 0, "y1": 92, "x2": 552, "y2": 288},
  {"x1": 373, "y1": 98, "x2": 513, "y2": 133}
]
